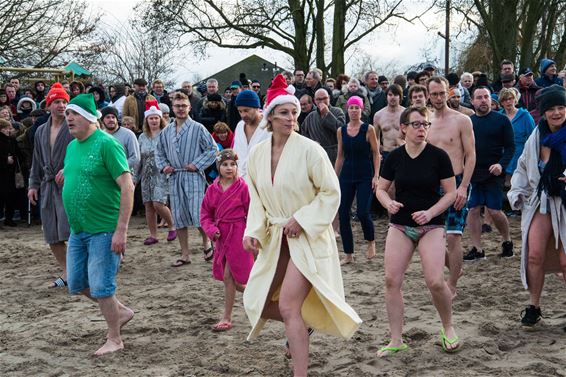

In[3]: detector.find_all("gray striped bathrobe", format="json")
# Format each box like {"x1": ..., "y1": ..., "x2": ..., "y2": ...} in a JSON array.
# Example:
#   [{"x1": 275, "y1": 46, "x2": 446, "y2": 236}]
[{"x1": 155, "y1": 118, "x2": 217, "y2": 228}]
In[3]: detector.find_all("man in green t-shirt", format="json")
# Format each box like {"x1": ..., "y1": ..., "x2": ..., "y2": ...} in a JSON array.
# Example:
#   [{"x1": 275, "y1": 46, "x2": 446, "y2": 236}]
[{"x1": 62, "y1": 93, "x2": 135, "y2": 356}]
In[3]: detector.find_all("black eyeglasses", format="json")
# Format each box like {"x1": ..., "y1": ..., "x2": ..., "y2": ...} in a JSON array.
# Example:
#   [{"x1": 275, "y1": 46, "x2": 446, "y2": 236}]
[
  {"x1": 406, "y1": 121, "x2": 431, "y2": 129},
  {"x1": 252, "y1": 86, "x2": 260, "y2": 89}
]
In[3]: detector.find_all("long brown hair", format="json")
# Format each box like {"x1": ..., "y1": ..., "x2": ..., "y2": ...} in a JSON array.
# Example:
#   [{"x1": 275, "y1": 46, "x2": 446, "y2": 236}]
[{"x1": 143, "y1": 114, "x2": 167, "y2": 135}]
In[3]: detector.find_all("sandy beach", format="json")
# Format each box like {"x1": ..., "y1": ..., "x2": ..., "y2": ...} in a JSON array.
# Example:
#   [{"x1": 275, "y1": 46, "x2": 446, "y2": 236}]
[{"x1": 1, "y1": 215, "x2": 565, "y2": 377}]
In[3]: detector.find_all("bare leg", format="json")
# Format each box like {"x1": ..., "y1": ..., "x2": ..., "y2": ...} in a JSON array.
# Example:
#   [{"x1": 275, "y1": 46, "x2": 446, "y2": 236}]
[
  {"x1": 198, "y1": 227, "x2": 211, "y2": 249},
  {"x1": 153, "y1": 202, "x2": 175, "y2": 231},
  {"x1": 446, "y1": 234, "x2": 463, "y2": 298},
  {"x1": 418, "y1": 229, "x2": 458, "y2": 350},
  {"x1": 366, "y1": 240, "x2": 376, "y2": 259},
  {"x1": 49, "y1": 242, "x2": 67, "y2": 280},
  {"x1": 378, "y1": 227, "x2": 414, "y2": 357},
  {"x1": 144, "y1": 202, "x2": 157, "y2": 238},
  {"x1": 526, "y1": 212, "x2": 552, "y2": 307},
  {"x1": 176, "y1": 227, "x2": 191, "y2": 262},
  {"x1": 261, "y1": 241, "x2": 291, "y2": 322},
  {"x1": 81, "y1": 289, "x2": 134, "y2": 329},
  {"x1": 94, "y1": 295, "x2": 123, "y2": 356},
  {"x1": 467, "y1": 206, "x2": 482, "y2": 250},
  {"x1": 486, "y1": 208, "x2": 510, "y2": 242},
  {"x1": 221, "y1": 262, "x2": 236, "y2": 324},
  {"x1": 279, "y1": 259, "x2": 312, "y2": 376}
]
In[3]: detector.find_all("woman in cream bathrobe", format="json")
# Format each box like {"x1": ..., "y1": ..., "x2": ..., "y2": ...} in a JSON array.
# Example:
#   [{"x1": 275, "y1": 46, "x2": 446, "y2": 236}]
[
  {"x1": 507, "y1": 85, "x2": 566, "y2": 327},
  {"x1": 243, "y1": 74, "x2": 362, "y2": 376}
]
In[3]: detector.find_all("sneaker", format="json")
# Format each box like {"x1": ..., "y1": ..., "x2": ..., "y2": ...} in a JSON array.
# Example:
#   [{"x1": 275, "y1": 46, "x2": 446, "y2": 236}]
[
  {"x1": 500, "y1": 241, "x2": 514, "y2": 258},
  {"x1": 463, "y1": 247, "x2": 486, "y2": 261},
  {"x1": 521, "y1": 305, "x2": 542, "y2": 327},
  {"x1": 481, "y1": 223, "x2": 492, "y2": 233}
]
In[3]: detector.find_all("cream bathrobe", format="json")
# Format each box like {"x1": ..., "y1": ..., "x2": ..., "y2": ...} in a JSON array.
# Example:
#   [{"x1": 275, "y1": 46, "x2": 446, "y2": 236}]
[
  {"x1": 507, "y1": 129, "x2": 566, "y2": 289},
  {"x1": 243, "y1": 131, "x2": 362, "y2": 340}
]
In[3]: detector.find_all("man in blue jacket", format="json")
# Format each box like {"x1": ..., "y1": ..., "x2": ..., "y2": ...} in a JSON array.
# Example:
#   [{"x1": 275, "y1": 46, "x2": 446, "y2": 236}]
[{"x1": 535, "y1": 59, "x2": 563, "y2": 88}]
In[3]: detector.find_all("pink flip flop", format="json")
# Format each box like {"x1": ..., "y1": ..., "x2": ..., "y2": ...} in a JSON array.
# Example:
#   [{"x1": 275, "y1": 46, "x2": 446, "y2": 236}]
[
  {"x1": 167, "y1": 230, "x2": 177, "y2": 242},
  {"x1": 143, "y1": 236, "x2": 158, "y2": 245}
]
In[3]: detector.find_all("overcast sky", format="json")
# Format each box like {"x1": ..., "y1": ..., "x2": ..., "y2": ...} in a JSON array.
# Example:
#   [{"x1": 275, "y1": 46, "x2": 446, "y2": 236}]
[{"x1": 91, "y1": 0, "x2": 458, "y2": 86}]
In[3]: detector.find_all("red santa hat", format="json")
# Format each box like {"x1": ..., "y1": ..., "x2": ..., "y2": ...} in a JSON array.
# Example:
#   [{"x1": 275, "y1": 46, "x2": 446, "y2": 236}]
[
  {"x1": 45, "y1": 82, "x2": 70, "y2": 107},
  {"x1": 259, "y1": 74, "x2": 300, "y2": 128},
  {"x1": 144, "y1": 99, "x2": 162, "y2": 118}
]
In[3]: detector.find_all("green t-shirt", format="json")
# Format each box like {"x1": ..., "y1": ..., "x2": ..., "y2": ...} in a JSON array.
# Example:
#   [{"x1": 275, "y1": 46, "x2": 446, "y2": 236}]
[{"x1": 63, "y1": 128, "x2": 130, "y2": 234}]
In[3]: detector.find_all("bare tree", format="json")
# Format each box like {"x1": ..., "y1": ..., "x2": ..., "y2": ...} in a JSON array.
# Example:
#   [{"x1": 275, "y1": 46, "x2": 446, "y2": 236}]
[
  {"x1": 450, "y1": 0, "x2": 566, "y2": 75},
  {"x1": 0, "y1": 0, "x2": 100, "y2": 68},
  {"x1": 80, "y1": 21, "x2": 181, "y2": 87},
  {"x1": 142, "y1": 0, "x2": 435, "y2": 77}
]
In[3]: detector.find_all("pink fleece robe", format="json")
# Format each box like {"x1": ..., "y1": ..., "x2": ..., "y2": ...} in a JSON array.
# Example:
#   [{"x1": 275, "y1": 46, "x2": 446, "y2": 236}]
[{"x1": 200, "y1": 176, "x2": 254, "y2": 284}]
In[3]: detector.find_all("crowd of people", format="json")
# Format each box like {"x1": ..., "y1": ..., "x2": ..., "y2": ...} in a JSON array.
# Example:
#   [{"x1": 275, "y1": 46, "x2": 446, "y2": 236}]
[{"x1": 1, "y1": 57, "x2": 565, "y2": 375}]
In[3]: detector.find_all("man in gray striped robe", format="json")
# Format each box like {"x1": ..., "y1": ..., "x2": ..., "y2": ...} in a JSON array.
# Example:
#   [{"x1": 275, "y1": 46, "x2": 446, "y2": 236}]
[
  {"x1": 28, "y1": 88, "x2": 73, "y2": 288},
  {"x1": 155, "y1": 92, "x2": 218, "y2": 267}
]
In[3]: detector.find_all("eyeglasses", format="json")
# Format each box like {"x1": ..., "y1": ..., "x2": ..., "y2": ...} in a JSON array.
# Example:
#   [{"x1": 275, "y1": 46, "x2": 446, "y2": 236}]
[
  {"x1": 173, "y1": 104, "x2": 189, "y2": 109},
  {"x1": 406, "y1": 121, "x2": 431, "y2": 129},
  {"x1": 252, "y1": 85, "x2": 260, "y2": 89},
  {"x1": 429, "y1": 91, "x2": 446, "y2": 98},
  {"x1": 314, "y1": 96, "x2": 329, "y2": 101}
]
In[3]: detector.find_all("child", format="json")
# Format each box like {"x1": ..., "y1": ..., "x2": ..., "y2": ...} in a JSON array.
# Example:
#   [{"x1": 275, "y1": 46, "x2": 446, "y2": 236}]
[
  {"x1": 212, "y1": 121, "x2": 234, "y2": 149},
  {"x1": 200, "y1": 149, "x2": 254, "y2": 332}
]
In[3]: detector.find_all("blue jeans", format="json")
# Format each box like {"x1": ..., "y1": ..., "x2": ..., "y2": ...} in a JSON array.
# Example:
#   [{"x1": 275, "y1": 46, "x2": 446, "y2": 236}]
[
  {"x1": 338, "y1": 180, "x2": 375, "y2": 254},
  {"x1": 67, "y1": 231, "x2": 121, "y2": 298}
]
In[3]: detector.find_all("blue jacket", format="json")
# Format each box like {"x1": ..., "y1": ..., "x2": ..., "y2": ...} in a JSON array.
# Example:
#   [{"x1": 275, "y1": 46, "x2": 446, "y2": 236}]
[
  {"x1": 501, "y1": 108, "x2": 536, "y2": 174},
  {"x1": 535, "y1": 74, "x2": 563, "y2": 88}
]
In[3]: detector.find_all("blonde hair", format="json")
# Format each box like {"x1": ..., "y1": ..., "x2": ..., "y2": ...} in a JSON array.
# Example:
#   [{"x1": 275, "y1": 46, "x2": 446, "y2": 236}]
[
  {"x1": 498, "y1": 87, "x2": 518, "y2": 105},
  {"x1": 213, "y1": 122, "x2": 230, "y2": 134},
  {"x1": 121, "y1": 116, "x2": 137, "y2": 132}
]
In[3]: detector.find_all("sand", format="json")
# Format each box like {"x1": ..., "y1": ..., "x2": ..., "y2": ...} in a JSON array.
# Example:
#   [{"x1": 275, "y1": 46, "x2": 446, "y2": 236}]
[{"x1": 1, "y1": 215, "x2": 565, "y2": 377}]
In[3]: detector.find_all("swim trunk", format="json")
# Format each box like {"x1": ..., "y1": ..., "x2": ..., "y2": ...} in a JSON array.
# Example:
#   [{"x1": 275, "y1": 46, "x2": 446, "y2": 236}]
[
  {"x1": 389, "y1": 223, "x2": 445, "y2": 244},
  {"x1": 468, "y1": 177, "x2": 504, "y2": 210},
  {"x1": 443, "y1": 174, "x2": 470, "y2": 235}
]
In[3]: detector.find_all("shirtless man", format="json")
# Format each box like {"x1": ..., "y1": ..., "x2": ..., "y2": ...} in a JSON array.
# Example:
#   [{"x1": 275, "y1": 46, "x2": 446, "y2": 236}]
[
  {"x1": 408, "y1": 84, "x2": 429, "y2": 107},
  {"x1": 373, "y1": 84, "x2": 405, "y2": 160},
  {"x1": 426, "y1": 77, "x2": 476, "y2": 298},
  {"x1": 232, "y1": 90, "x2": 270, "y2": 178},
  {"x1": 447, "y1": 88, "x2": 475, "y2": 116}
]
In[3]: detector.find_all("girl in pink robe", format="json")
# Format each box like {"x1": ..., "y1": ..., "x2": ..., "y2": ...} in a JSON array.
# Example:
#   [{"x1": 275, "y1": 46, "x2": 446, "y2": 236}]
[{"x1": 200, "y1": 149, "x2": 253, "y2": 332}]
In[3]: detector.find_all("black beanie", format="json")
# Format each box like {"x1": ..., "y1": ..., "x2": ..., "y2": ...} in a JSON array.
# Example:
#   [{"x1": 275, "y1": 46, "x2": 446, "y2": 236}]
[
  {"x1": 100, "y1": 106, "x2": 119, "y2": 119},
  {"x1": 537, "y1": 85, "x2": 566, "y2": 114}
]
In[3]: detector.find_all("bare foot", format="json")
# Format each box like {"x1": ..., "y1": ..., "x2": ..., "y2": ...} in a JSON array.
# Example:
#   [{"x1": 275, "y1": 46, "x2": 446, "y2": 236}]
[
  {"x1": 340, "y1": 255, "x2": 354, "y2": 265},
  {"x1": 366, "y1": 242, "x2": 376, "y2": 260},
  {"x1": 448, "y1": 283, "x2": 457, "y2": 301},
  {"x1": 93, "y1": 338, "x2": 123, "y2": 356},
  {"x1": 120, "y1": 307, "x2": 134, "y2": 329}
]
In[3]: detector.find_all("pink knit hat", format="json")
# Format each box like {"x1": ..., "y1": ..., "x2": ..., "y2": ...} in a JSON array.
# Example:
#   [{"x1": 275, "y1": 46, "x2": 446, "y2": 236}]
[{"x1": 346, "y1": 95, "x2": 364, "y2": 108}]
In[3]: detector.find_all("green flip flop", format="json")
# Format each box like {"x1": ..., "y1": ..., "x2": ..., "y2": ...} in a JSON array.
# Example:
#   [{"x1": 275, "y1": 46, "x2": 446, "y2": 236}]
[
  {"x1": 440, "y1": 328, "x2": 461, "y2": 353},
  {"x1": 377, "y1": 343, "x2": 409, "y2": 357}
]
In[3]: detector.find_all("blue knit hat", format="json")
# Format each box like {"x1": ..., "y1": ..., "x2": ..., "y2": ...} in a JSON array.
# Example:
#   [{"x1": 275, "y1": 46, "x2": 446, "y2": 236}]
[
  {"x1": 235, "y1": 90, "x2": 261, "y2": 108},
  {"x1": 539, "y1": 58, "x2": 555, "y2": 75}
]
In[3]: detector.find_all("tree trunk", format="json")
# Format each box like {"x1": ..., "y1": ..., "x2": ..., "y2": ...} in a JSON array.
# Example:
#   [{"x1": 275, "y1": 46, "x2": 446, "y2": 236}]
[
  {"x1": 518, "y1": 0, "x2": 545, "y2": 70},
  {"x1": 315, "y1": 0, "x2": 326, "y2": 76},
  {"x1": 331, "y1": 0, "x2": 346, "y2": 77},
  {"x1": 289, "y1": 0, "x2": 309, "y2": 71}
]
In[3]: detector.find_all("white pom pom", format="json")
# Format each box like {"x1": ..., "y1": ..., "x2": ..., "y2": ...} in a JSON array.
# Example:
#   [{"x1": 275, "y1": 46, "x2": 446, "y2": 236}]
[{"x1": 285, "y1": 85, "x2": 296, "y2": 95}]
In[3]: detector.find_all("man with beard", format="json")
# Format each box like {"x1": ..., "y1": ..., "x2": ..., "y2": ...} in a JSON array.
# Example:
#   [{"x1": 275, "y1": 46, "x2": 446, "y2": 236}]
[
  {"x1": 426, "y1": 77, "x2": 476, "y2": 297},
  {"x1": 464, "y1": 87, "x2": 515, "y2": 261},
  {"x1": 447, "y1": 88, "x2": 475, "y2": 116},
  {"x1": 28, "y1": 83, "x2": 73, "y2": 288},
  {"x1": 232, "y1": 90, "x2": 269, "y2": 178},
  {"x1": 123, "y1": 78, "x2": 156, "y2": 130},
  {"x1": 100, "y1": 106, "x2": 140, "y2": 174}
]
